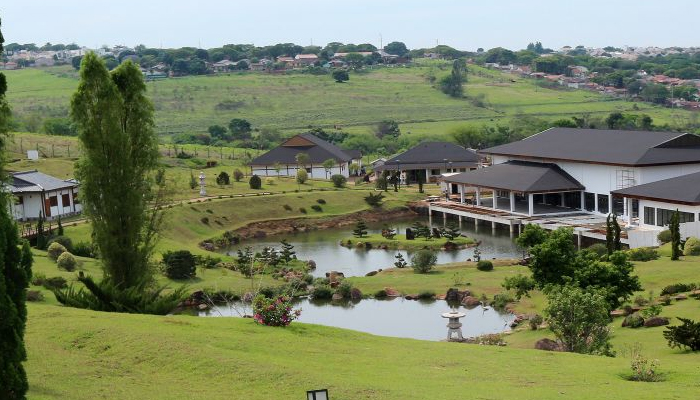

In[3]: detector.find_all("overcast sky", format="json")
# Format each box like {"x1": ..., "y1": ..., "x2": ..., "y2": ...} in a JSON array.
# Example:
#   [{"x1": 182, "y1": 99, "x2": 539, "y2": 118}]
[{"x1": 2, "y1": 1, "x2": 698, "y2": 51}]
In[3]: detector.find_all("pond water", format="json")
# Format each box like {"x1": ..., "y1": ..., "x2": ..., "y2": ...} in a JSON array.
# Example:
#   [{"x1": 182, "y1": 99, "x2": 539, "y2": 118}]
[
  {"x1": 224, "y1": 217, "x2": 522, "y2": 277},
  {"x1": 201, "y1": 298, "x2": 515, "y2": 341}
]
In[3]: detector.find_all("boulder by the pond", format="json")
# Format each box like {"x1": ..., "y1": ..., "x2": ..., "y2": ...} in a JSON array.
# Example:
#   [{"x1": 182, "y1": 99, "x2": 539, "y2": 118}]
[
  {"x1": 384, "y1": 287, "x2": 400, "y2": 297},
  {"x1": 644, "y1": 316, "x2": 670, "y2": 327},
  {"x1": 535, "y1": 338, "x2": 562, "y2": 352},
  {"x1": 331, "y1": 293, "x2": 344, "y2": 301},
  {"x1": 365, "y1": 270, "x2": 378, "y2": 277},
  {"x1": 461, "y1": 296, "x2": 481, "y2": 308},
  {"x1": 326, "y1": 271, "x2": 345, "y2": 282},
  {"x1": 350, "y1": 288, "x2": 362, "y2": 301}
]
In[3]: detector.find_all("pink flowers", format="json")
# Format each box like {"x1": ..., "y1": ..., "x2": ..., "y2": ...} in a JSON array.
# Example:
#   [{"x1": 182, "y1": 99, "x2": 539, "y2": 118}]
[{"x1": 252, "y1": 295, "x2": 301, "y2": 327}]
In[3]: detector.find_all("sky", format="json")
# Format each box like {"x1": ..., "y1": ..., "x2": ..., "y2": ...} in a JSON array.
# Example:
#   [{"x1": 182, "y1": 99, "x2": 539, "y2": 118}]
[{"x1": 2, "y1": 0, "x2": 699, "y2": 51}]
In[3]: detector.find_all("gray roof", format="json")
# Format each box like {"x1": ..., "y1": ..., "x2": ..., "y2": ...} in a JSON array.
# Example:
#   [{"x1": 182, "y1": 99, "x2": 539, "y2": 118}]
[
  {"x1": 377, "y1": 142, "x2": 479, "y2": 171},
  {"x1": 7, "y1": 170, "x2": 78, "y2": 193},
  {"x1": 612, "y1": 171, "x2": 700, "y2": 205},
  {"x1": 481, "y1": 127, "x2": 700, "y2": 166},
  {"x1": 250, "y1": 133, "x2": 360, "y2": 165},
  {"x1": 442, "y1": 161, "x2": 584, "y2": 193}
]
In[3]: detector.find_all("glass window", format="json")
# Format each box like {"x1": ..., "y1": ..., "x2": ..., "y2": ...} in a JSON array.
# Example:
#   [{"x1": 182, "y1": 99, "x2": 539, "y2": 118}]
[
  {"x1": 49, "y1": 196, "x2": 58, "y2": 207},
  {"x1": 430, "y1": 169, "x2": 441, "y2": 176},
  {"x1": 597, "y1": 194, "x2": 609, "y2": 214},
  {"x1": 644, "y1": 206, "x2": 655, "y2": 225},
  {"x1": 612, "y1": 197, "x2": 624, "y2": 215},
  {"x1": 656, "y1": 209, "x2": 696, "y2": 226},
  {"x1": 584, "y1": 192, "x2": 595, "y2": 211}
]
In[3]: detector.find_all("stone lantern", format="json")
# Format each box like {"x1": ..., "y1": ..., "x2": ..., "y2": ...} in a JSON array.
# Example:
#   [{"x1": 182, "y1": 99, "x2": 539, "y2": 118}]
[
  {"x1": 199, "y1": 171, "x2": 206, "y2": 196},
  {"x1": 442, "y1": 307, "x2": 465, "y2": 341}
]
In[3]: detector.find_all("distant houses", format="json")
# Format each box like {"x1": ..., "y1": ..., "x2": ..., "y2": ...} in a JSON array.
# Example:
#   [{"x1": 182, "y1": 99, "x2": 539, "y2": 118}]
[
  {"x1": 4, "y1": 170, "x2": 81, "y2": 221},
  {"x1": 249, "y1": 134, "x2": 362, "y2": 179}
]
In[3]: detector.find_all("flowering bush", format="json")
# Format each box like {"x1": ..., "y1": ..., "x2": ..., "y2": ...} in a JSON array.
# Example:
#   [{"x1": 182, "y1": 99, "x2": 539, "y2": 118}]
[{"x1": 252, "y1": 295, "x2": 301, "y2": 327}]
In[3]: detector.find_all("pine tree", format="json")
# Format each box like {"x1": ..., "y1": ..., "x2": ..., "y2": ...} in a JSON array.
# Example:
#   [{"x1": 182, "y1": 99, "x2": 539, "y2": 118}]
[
  {"x1": 36, "y1": 211, "x2": 46, "y2": 250},
  {"x1": 612, "y1": 214, "x2": 622, "y2": 251},
  {"x1": 0, "y1": 18, "x2": 32, "y2": 396},
  {"x1": 670, "y1": 210, "x2": 681, "y2": 261},
  {"x1": 441, "y1": 222, "x2": 461, "y2": 241},
  {"x1": 394, "y1": 253, "x2": 407, "y2": 268},
  {"x1": 352, "y1": 220, "x2": 368, "y2": 238},
  {"x1": 189, "y1": 170, "x2": 197, "y2": 190},
  {"x1": 279, "y1": 239, "x2": 296, "y2": 264},
  {"x1": 605, "y1": 214, "x2": 614, "y2": 256}
]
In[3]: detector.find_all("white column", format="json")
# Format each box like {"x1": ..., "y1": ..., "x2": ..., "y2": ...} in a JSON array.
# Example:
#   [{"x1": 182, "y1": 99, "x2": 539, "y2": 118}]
[
  {"x1": 459, "y1": 185, "x2": 465, "y2": 203},
  {"x1": 528, "y1": 193, "x2": 534, "y2": 216},
  {"x1": 475, "y1": 187, "x2": 481, "y2": 206},
  {"x1": 623, "y1": 197, "x2": 629, "y2": 222},
  {"x1": 492, "y1": 190, "x2": 498, "y2": 210},
  {"x1": 580, "y1": 191, "x2": 585, "y2": 211},
  {"x1": 594, "y1": 193, "x2": 599, "y2": 213},
  {"x1": 509, "y1": 191, "x2": 515, "y2": 213}
]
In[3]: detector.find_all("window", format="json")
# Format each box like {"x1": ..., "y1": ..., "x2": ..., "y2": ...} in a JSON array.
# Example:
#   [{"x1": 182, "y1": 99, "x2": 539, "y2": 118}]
[
  {"x1": 430, "y1": 169, "x2": 441, "y2": 176},
  {"x1": 15, "y1": 196, "x2": 23, "y2": 205},
  {"x1": 597, "y1": 194, "x2": 609, "y2": 214},
  {"x1": 644, "y1": 207, "x2": 655, "y2": 225},
  {"x1": 305, "y1": 167, "x2": 312, "y2": 173},
  {"x1": 612, "y1": 197, "x2": 624, "y2": 215},
  {"x1": 62, "y1": 193, "x2": 70, "y2": 207},
  {"x1": 632, "y1": 199, "x2": 639, "y2": 218},
  {"x1": 584, "y1": 192, "x2": 595, "y2": 211},
  {"x1": 49, "y1": 196, "x2": 58, "y2": 207},
  {"x1": 657, "y1": 208, "x2": 696, "y2": 227}
]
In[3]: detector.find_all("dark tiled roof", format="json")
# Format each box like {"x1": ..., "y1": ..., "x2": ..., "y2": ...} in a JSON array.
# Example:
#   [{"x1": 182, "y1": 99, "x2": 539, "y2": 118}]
[
  {"x1": 250, "y1": 134, "x2": 359, "y2": 165},
  {"x1": 7, "y1": 170, "x2": 78, "y2": 193},
  {"x1": 481, "y1": 127, "x2": 700, "y2": 166},
  {"x1": 442, "y1": 161, "x2": 584, "y2": 193},
  {"x1": 612, "y1": 171, "x2": 700, "y2": 205},
  {"x1": 381, "y1": 142, "x2": 479, "y2": 168}
]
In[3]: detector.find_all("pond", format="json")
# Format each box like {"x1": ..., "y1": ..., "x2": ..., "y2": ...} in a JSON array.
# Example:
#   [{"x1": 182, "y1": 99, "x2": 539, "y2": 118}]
[
  {"x1": 224, "y1": 218, "x2": 522, "y2": 277},
  {"x1": 201, "y1": 298, "x2": 515, "y2": 341}
]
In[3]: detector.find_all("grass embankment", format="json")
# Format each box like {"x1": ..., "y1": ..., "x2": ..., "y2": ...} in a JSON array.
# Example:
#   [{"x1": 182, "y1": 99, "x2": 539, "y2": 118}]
[
  {"x1": 341, "y1": 233, "x2": 474, "y2": 250},
  {"x1": 24, "y1": 298, "x2": 700, "y2": 400}
]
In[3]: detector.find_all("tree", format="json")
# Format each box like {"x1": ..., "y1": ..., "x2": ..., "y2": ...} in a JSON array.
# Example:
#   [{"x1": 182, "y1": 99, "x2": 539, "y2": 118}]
[
  {"x1": 330, "y1": 174, "x2": 346, "y2": 188},
  {"x1": 344, "y1": 53, "x2": 366, "y2": 69},
  {"x1": 394, "y1": 253, "x2": 407, "y2": 268},
  {"x1": 670, "y1": 210, "x2": 681, "y2": 260},
  {"x1": 364, "y1": 192, "x2": 384, "y2": 207},
  {"x1": 322, "y1": 158, "x2": 336, "y2": 179},
  {"x1": 384, "y1": 41, "x2": 408, "y2": 57},
  {"x1": 440, "y1": 59, "x2": 467, "y2": 98},
  {"x1": 352, "y1": 220, "x2": 368, "y2": 238},
  {"x1": 573, "y1": 251, "x2": 641, "y2": 310},
  {"x1": 249, "y1": 174, "x2": 262, "y2": 189},
  {"x1": 295, "y1": 152, "x2": 310, "y2": 168},
  {"x1": 228, "y1": 118, "x2": 252, "y2": 139},
  {"x1": 664, "y1": 318, "x2": 700, "y2": 351},
  {"x1": 233, "y1": 169, "x2": 244, "y2": 182},
  {"x1": 296, "y1": 169, "x2": 308, "y2": 184},
  {"x1": 375, "y1": 120, "x2": 400, "y2": 139},
  {"x1": 216, "y1": 171, "x2": 230, "y2": 185},
  {"x1": 441, "y1": 222, "x2": 461, "y2": 241},
  {"x1": 451, "y1": 126, "x2": 482, "y2": 149},
  {"x1": 162, "y1": 250, "x2": 196, "y2": 279},
  {"x1": 527, "y1": 228, "x2": 577, "y2": 287},
  {"x1": 612, "y1": 215, "x2": 622, "y2": 252},
  {"x1": 189, "y1": 170, "x2": 197, "y2": 189},
  {"x1": 605, "y1": 214, "x2": 614, "y2": 256},
  {"x1": 208, "y1": 125, "x2": 229, "y2": 141},
  {"x1": 70, "y1": 54, "x2": 163, "y2": 289},
  {"x1": 71, "y1": 55, "x2": 83, "y2": 70},
  {"x1": 545, "y1": 285, "x2": 612, "y2": 355},
  {"x1": 279, "y1": 240, "x2": 296, "y2": 264},
  {"x1": 332, "y1": 70, "x2": 349, "y2": 83},
  {"x1": 411, "y1": 250, "x2": 437, "y2": 274},
  {"x1": 516, "y1": 224, "x2": 549, "y2": 250}
]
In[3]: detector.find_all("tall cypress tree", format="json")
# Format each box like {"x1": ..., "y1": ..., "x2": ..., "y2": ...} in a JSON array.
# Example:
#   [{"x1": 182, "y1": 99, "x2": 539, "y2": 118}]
[
  {"x1": 0, "y1": 17, "x2": 32, "y2": 399},
  {"x1": 612, "y1": 214, "x2": 622, "y2": 251},
  {"x1": 605, "y1": 214, "x2": 614, "y2": 256},
  {"x1": 670, "y1": 210, "x2": 681, "y2": 261},
  {"x1": 70, "y1": 53, "x2": 161, "y2": 288}
]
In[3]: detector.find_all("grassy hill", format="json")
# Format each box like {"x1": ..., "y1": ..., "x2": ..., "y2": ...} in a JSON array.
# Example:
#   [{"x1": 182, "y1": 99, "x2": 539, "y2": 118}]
[{"x1": 4, "y1": 64, "x2": 694, "y2": 140}]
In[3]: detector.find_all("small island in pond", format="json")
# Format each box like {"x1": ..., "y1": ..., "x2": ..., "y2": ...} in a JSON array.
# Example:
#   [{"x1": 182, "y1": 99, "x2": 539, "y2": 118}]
[{"x1": 340, "y1": 222, "x2": 475, "y2": 251}]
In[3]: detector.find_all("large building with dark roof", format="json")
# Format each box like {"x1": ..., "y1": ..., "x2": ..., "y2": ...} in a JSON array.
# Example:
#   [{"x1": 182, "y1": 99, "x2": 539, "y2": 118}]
[
  {"x1": 441, "y1": 128, "x2": 700, "y2": 226},
  {"x1": 374, "y1": 142, "x2": 479, "y2": 183},
  {"x1": 249, "y1": 133, "x2": 361, "y2": 179},
  {"x1": 4, "y1": 170, "x2": 81, "y2": 221}
]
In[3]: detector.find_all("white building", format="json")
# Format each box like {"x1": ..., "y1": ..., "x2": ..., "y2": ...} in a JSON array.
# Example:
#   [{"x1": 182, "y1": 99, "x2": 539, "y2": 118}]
[
  {"x1": 5, "y1": 170, "x2": 81, "y2": 221},
  {"x1": 442, "y1": 128, "x2": 700, "y2": 223},
  {"x1": 249, "y1": 134, "x2": 361, "y2": 179}
]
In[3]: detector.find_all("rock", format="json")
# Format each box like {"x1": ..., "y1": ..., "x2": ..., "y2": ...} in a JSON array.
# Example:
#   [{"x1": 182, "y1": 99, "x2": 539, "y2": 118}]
[
  {"x1": 690, "y1": 290, "x2": 700, "y2": 298},
  {"x1": 306, "y1": 260, "x2": 317, "y2": 270},
  {"x1": 674, "y1": 294, "x2": 688, "y2": 301},
  {"x1": 445, "y1": 288, "x2": 472, "y2": 303},
  {"x1": 350, "y1": 288, "x2": 362, "y2": 301},
  {"x1": 384, "y1": 287, "x2": 400, "y2": 297},
  {"x1": 535, "y1": 338, "x2": 562, "y2": 352},
  {"x1": 405, "y1": 294, "x2": 416, "y2": 300},
  {"x1": 201, "y1": 242, "x2": 215, "y2": 251},
  {"x1": 378, "y1": 269, "x2": 383, "y2": 272},
  {"x1": 365, "y1": 271, "x2": 378, "y2": 277},
  {"x1": 326, "y1": 271, "x2": 345, "y2": 282},
  {"x1": 461, "y1": 296, "x2": 482, "y2": 307},
  {"x1": 435, "y1": 294, "x2": 447, "y2": 300},
  {"x1": 443, "y1": 241, "x2": 459, "y2": 251},
  {"x1": 332, "y1": 293, "x2": 344, "y2": 301},
  {"x1": 610, "y1": 309, "x2": 626, "y2": 317},
  {"x1": 644, "y1": 316, "x2": 670, "y2": 327}
]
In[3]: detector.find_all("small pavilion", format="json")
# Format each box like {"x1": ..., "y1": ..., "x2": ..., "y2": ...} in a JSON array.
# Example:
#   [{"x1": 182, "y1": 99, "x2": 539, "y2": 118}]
[{"x1": 440, "y1": 161, "x2": 585, "y2": 216}]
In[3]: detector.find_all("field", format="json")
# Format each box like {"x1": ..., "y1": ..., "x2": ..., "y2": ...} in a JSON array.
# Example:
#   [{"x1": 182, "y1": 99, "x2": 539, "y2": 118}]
[{"x1": 4, "y1": 64, "x2": 696, "y2": 141}]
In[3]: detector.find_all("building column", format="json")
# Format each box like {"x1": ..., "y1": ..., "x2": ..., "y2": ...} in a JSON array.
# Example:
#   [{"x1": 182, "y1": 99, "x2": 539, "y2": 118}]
[
  {"x1": 528, "y1": 193, "x2": 534, "y2": 216},
  {"x1": 509, "y1": 191, "x2": 515, "y2": 213},
  {"x1": 492, "y1": 190, "x2": 498, "y2": 210},
  {"x1": 459, "y1": 185, "x2": 465, "y2": 203},
  {"x1": 594, "y1": 193, "x2": 599, "y2": 213},
  {"x1": 580, "y1": 191, "x2": 585, "y2": 211},
  {"x1": 623, "y1": 197, "x2": 629, "y2": 222},
  {"x1": 475, "y1": 187, "x2": 481, "y2": 206},
  {"x1": 560, "y1": 192, "x2": 566, "y2": 207}
]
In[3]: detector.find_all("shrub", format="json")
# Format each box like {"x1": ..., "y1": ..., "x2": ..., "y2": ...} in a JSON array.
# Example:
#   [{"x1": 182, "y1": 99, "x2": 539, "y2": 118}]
[
  {"x1": 299, "y1": 207, "x2": 307, "y2": 214},
  {"x1": 249, "y1": 174, "x2": 262, "y2": 189},
  {"x1": 491, "y1": 292, "x2": 514, "y2": 309},
  {"x1": 374, "y1": 289, "x2": 388, "y2": 298},
  {"x1": 200, "y1": 216, "x2": 209, "y2": 224},
  {"x1": 683, "y1": 237, "x2": 700, "y2": 256},
  {"x1": 283, "y1": 204, "x2": 292, "y2": 211},
  {"x1": 633, "y1": 295, "x2": 648, "y2": 307},
  {"x1": 311, "y1": 204, "x2": 322, "y2": 212},
  {"x1": 657, "y1": 230, "x2": 672, "y2": 244},
  {"x1": 216, "y1": 171, "x2": 230, "y2": 185},
  {"x1": 47, "y1": 242, "x2": 68, "y2": 261},
  {"x1": 335, "y1": 281, "x2": 354, "y2": 299},
  {"x1": 623, "y1": 313, "x2": 645, "y2": 328},
  {"x1": 529, "y1": 314, "x2": 543, "y2": 330},
  {"x1": 316, "y1": 199, "x2": 326, "y2": 204},
  {"x1": 252, "y1": 294, "x2": 301, "y2": 327},
  {"x1": 57, "y1": 252, "x2": 77, "y2": 271},
  {"x1": 26, "y1": 290, "x2": 44, "y2": 302},
  {"x1": 476, "y1": 260, "x2": 494, "y2": 271},
  {"x1": 630, "y1": 353, "x2": 662, "y2": 382},
  {"x1": 586, "y1": 243, "x2": 608, "y2": 258},
  {"x1": 72, "y1": 241, "x2": 96, "y2": 258},
  {"x1": 311, "y1": 284, "x2": 333, "y2": 300},
  {"x1": 502, "y1": 274, "x2": 536, "y2": 300},
  {"x1": 641, "y1": 303, "x2": 662, "y2": 318},
  {"x1": 162, "y1": 250, "x2": 196, "y2": 279},
  {"x1": 661, "y1": 282, "x2": 697, "y2": 295},
  {"x1": 47, "y1": 236, "x2": 73, "y2": 252},
  {"x1": 417, "y1": 290, "x2": 435, "y2": 300},
  {"x1": 330, "y1": 174, "x2": 347, "y2": 188},
  {"x1": 627, "y1": 247, "x2": 660, "y2": 261},
  {"x1": 411, "y1": 250, "x2": 437, "y2": 274},
  {"x1": 663, "y1": 317, "x2": 700, "y2": 351},
  {"x1": 296, "y1": 169, "x2": 308, "y2": 184},
  {"x1": 364, "y1": 192, "x2": 385, "y2": 207},
  {"x1": 233, "y1": 169, "x2": 244, "y2": 182}
]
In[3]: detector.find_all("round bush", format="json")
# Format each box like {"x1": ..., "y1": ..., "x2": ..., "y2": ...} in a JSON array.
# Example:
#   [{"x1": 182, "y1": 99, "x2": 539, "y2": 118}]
[
  {"x1": 586, "y1": 243, "x2": 608, "y2": 258},
  {"x1": 411, "y1": 250, "x2": 437, "y2": 274},
  {"x1": 683, "y1": 237, "x2": 700, "y2": 256},
  {"x1": 330, "y1": 174, "x2": 347, "y2": 188},
  {"x1": 657, "y1": 230, "x2": 672, "y2": 244},
  {"x1": 476, "y1": 260, "x2": 494, "y2": 271},
  {"x1": 627, "y1": 247, "x2": 660, "y2": 261},
  {"x1": 57, "y1": 252, "x2": 77, "y2": 271},
  {"x1": 47, "y1": 236, "x2": 73, "y2": 252},
  {"x1": 311, "y1": 284, "x2": 333, "y2": 300},
  {"x1": 296, "y1": 169, "x2": 308, "y2": 184},
  {"x1": 47, "y1": 242, "x2": 67, "y2": 261},
  {"x1": 623, "y1": 313, "x2": 645, "y2": 329},
  {"x1": 249, "y1": 174, "x2": 262, "y2": 189},
  {"x1": 162, "y1": 250, "x2": 196, "y2": 279}
]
